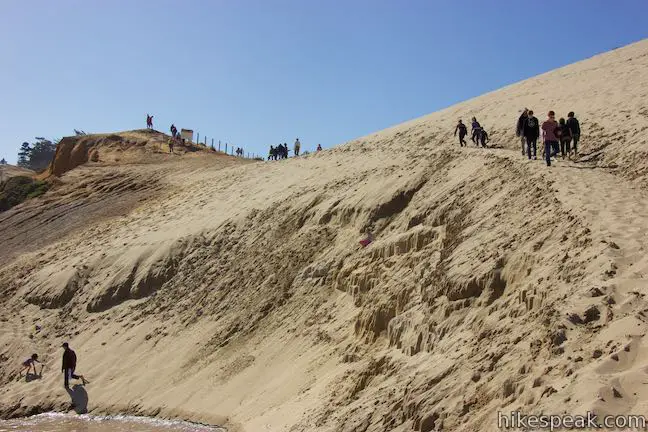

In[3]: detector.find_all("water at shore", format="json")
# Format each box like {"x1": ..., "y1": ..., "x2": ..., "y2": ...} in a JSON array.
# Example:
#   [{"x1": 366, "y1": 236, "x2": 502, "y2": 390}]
[{"x1": 0, "y1": 413, "x2": 223, "y2": 432}]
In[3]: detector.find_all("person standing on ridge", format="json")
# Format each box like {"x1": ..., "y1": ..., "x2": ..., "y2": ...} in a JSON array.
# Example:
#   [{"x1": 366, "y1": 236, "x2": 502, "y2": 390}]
[
  {"x1": 566, "y1": 111, "x2": 581, "y2": 157},
  {"x1": 470, "y1": 117, "x2": 482, "y2": 145},
  {"x1": 294, "y1": 138, "x2": 301, "y2": 156},
  {"x1": 454, "y1": 120, "x2": 468, "y2": 146},
  {"x1": 317, "y1": 144, "x2": 322, "y2": 151},
  {"x1": 541, "y1": 111, "x2": 559, "y2": 167},
  {"x1": 516, "y1": 108, "x2": 528, "y2": 156},
  {"x1": 61, "y1": 342, "x2": 87, "y2": 389},
  {"x1": 523, "y1": 110, "x2": 540, "y2": 160},
  {"x1": 558, "y1": 118, "x2": 572, "y2": 159}
]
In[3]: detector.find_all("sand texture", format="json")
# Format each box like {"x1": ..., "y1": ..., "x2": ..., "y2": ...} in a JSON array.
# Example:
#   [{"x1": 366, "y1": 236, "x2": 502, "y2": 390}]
[{"x1": 0, "y1": 39, "x2": 647, "y2": 431}]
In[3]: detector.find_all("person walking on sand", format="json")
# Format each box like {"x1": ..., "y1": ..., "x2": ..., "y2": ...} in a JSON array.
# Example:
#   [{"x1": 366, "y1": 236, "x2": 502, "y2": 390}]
[
  {"x1": 168, "y1": 137, "x2": 175, "y2": 154},
  {"x1": 470, "y1": 117, "x2": 482, "y2": 145},
  {"x1": 19, "y1": 354, "x2": 42, "y2": 376},
  {"x1": 541, "y1": 111, "x2": 559, "y2": 166},
  {"x1": 558, "y1": 118, "x2": 572, "y2": 159},
  {"x1": 523, "y1": 110, "x2": 540, "y2": 160},
  {"x1": 294, "y1": 138, "x2": 301, "y2": 156},
  {"x1": 516, "y1": 108, "x2": 529, "y2": 156},
  {"x1": 62, "y1": 343, "x2": 87, "y2": 389},
  {"x1": 478, "y1": 127, "x2": 489, "y2": 148},
  {"x1": 454, "y1": 120, "x2": 468, "y2": 146},
  {"x1": 566, "y1": 111, "x2": 581, "y2": 156}
]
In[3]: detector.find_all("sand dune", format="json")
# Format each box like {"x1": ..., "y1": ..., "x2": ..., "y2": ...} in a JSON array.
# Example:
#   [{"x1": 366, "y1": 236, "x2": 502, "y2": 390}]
[{"x1": 1, "y1": 39, "x2": 648, "y2": 431}]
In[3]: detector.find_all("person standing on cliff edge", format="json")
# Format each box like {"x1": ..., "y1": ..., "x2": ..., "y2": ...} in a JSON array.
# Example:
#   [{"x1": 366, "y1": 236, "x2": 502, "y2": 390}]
[{"x1": 62, "y1": 342, "x2": 87, "y2": 389}]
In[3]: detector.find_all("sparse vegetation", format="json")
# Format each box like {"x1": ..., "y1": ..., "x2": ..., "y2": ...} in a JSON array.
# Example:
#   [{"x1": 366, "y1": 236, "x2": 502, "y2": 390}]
[{"x1": 0, "y1": 176, "x2": 50, "y2": 212}]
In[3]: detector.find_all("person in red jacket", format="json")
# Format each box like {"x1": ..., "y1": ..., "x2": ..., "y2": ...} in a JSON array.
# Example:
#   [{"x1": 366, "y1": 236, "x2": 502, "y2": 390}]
[{"x1": 541, "y1": 111, "x2": 559, "y2": 167}]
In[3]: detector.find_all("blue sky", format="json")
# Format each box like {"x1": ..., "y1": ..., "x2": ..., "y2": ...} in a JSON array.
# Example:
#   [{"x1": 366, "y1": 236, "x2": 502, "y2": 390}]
[{"x1": 1, "y1": 0, "x2": 647, "y2": 163}]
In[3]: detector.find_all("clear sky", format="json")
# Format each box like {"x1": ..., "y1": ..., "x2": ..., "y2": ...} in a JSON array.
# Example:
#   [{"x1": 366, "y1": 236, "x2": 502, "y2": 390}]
[{"x1": 1, "y1": 0, "x2": 647, "y2": 163}]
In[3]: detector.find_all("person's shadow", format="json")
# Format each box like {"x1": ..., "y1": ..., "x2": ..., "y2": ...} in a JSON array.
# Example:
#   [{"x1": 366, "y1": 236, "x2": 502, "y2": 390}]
[
  {"x1": 66, "y1": 384, "x2": 89, "y2": 414},
  {"x1": 25, "y1": 372, "x2": 42, "y2": 383}
]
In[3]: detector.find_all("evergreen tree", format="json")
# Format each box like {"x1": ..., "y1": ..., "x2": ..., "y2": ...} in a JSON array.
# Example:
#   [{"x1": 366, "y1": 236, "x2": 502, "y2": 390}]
[{"x1": 17, "y1": 142, "x2": 32, "y2": 168}]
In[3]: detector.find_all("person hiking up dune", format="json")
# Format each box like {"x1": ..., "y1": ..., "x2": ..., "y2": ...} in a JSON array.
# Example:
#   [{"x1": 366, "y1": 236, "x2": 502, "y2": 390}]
[
  {"x1": 516, "y1": 108, "x2": 528, "y2": 156},
  {"x1": 454, "y1": 120, "x2": 468, "y2": 146},
  {"x1": 541, "y1": 111, "x2": 559, "y2": 167},
  {"x1": 20, "y1": 354, "x2": 42, "y2": 376},
  {"x1": 567, "y1": 111, "x2": 581, "y2": 157},
  {"x1": 61, "y1": 342, "x2": 87, "y2": 389},
  {"x1": 523, "y1": 110, "x2": 540, "y2": 160},
  {"x1": 470, "y1": 117, "x2": 482, "y2": 145},
  {"x1": 558, "y1": 118, "x2": 572, "y2": 159}
]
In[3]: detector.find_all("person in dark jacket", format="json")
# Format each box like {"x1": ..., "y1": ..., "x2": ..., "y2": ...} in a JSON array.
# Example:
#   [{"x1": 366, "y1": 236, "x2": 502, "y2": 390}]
[
  {"x1": 470, "y1": 117, "x2": 482, "y2": 145},
  {"x1": 523, "y1": 110, "x2": 540, "y2": 160},
  {"x1": 558, "y1": 118, "x2": 572, "y2": 159},
  {"x1": 566, "y1": 111, "x2": 581, "y2": 156},
  {"x1": 454, "y1": 120, "x2": 468, "y2": 146},
  {"x1": 62, "y1": 342, "x2": 87, "y2": 389},
  {"x1": 516, "y1": 108, "x2": 528, "y2": 156}
]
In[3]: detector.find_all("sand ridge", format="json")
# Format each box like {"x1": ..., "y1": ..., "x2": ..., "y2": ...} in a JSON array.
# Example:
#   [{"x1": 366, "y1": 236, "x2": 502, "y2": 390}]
[{"x1": 0, "y1": 39, "x2": 647, "y2": 431}]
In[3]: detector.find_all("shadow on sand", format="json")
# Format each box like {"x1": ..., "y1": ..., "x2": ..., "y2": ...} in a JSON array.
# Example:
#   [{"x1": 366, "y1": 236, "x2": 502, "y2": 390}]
[
  {"x1": 25, "y1": 372, "x2": 42, "y2": 383},
  {"x1": 66, "y1": 384, "x2": 89, "y2": 414}
]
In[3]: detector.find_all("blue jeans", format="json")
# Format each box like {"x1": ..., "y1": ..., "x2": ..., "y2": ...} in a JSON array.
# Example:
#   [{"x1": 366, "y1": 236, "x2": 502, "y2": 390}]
[
  {"x1": 526, "y1": 138, "x2": 537, "y2": 159},
  {"x1": 545, "y1": 141, "x2": 557, "y2": 166}
]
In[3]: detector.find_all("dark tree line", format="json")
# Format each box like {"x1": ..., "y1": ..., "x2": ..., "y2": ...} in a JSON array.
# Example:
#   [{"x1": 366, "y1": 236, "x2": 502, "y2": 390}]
[{"x1": 18, "y1": 138, "x2": 57, "y2": 172}]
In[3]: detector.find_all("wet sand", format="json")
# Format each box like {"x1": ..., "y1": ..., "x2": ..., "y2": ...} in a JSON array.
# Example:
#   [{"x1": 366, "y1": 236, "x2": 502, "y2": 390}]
[{"x1": 0, "y1": 413, "x2": 222, "y2": 432}]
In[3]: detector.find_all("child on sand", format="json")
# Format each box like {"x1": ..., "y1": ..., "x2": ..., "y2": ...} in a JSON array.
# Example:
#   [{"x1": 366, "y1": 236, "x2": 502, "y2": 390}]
[{"x1": 20, "y1": 354, "x2": 42, "y2": 376}]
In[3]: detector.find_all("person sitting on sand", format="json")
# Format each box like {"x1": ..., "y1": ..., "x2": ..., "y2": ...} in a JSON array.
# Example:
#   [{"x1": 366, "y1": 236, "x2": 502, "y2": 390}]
[
  {"x1": 20, "y1": 354, "x2": 41, "y2": 376},
  {"x1": 62, "y1": 342, "x2": 87, "y2": 389},
  {"x1": 454, "y1": 120, "x2": 467, "y2": 146}
]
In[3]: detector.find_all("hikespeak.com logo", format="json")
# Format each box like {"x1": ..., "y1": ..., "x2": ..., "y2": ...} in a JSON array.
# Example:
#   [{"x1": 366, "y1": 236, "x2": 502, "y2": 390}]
[{"x1": 498, "y1": 410, "x2": 647, "y2": 430}]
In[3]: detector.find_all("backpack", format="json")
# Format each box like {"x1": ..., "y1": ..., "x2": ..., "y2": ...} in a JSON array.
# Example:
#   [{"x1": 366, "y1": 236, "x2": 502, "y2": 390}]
[
  {"x1": 555, "y1": 126, "x2": 563, "y2": 139},
  {"x1": 527, "y1": 117, "x2": 537, "y2": 128}
]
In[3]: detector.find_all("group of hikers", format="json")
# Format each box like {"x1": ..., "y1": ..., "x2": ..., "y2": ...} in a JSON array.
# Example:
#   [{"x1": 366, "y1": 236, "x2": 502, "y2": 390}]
[
  {"x1": 454, "y1": 109, "x2": 582, "y2": 167},
  {"x1": 19, "y1": 342, "x2": 87, "y2": 390},
  {"x1": 268, "y1": 139, "x2": 322, "y2": 160},
  {"x1": 454, "y1": 118, "x2": 489, "y2": 147},
  {"x1": 516, "y1": 109, "x2": 581, "y2": 166}
]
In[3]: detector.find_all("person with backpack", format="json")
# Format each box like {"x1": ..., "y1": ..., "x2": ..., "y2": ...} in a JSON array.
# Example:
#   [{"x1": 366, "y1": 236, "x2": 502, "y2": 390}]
[
  {"x1": 470, "y1": 117, "x2": 482, "y2": 145},
  {"x1": 558, "y1": 118, "x2": 572, "y2": 159},
  {"x1": 516, "y1": 108, "x2": 529, "y2": 156},
  {"x1": 541, "y1": 111, "x2": 559, "y2": 166},
  {"x1": 523, "y1": 110, "x2": 540, "y2": 160},
  {"x1": 566, "y1": 112, "x2": 581, "y2": 156},
  {"x1": 454, "y1": 120, "x2": 468, "y2": 146},
  {"x1": 479, "y1": 128, "x2": 489, "y2": 148}
]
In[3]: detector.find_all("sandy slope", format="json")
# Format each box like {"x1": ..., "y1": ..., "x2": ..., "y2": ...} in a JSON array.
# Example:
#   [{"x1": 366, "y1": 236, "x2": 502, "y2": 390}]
[
  {"x1": 0, "y1": 165, "x2": 35, "y2": 182},
  {"x1": 1, "y1": 39, "x2": 648, "y2": 431}
]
